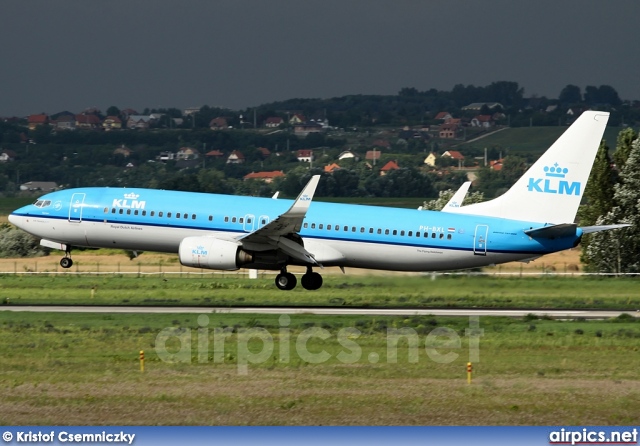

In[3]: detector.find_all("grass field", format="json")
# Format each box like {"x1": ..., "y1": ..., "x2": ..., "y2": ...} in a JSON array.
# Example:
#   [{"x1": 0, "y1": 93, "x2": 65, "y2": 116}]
[{"x1": 1, "y1": 311, "x2": 639, "y2": 425}]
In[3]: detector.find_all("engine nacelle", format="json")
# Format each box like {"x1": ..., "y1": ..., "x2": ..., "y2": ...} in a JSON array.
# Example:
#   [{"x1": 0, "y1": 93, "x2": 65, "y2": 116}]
[{"x1": 178, "y1": 236, "x2": 253, "y2": 271}]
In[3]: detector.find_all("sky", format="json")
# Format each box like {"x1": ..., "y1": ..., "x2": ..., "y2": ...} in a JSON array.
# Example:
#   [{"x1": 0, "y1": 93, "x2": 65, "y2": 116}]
[{"x1": 1, "y1": 0, "x2": 639, "y2": 117}]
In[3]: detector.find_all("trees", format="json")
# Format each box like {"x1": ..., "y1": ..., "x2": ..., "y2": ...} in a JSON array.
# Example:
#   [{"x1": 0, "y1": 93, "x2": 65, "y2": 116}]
[
  {"x1": 558, "y1": 84, "x2": 582, "y2": 105},
  {"x1": 585, "y1": 135, "x2": 640, "y2": 272}
]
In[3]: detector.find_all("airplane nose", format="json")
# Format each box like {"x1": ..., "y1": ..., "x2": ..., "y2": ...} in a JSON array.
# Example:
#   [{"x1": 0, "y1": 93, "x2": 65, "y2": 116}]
[{"x1": 8, "y1": 213, "x2": 16, "y2": 225}]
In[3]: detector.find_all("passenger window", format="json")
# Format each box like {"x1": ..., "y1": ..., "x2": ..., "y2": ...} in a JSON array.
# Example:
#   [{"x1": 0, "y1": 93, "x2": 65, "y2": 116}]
[
  {"x1": 167, "y1": 212, "x2": 172, "y2": 218},
  {"x1": 400, "y1": 230, "x2": 405, "y2": 236},
  {"x1": 208, "y1": 215, "x2": 213, "y2": 221},
  {"x1": 439, "y1": 233, "x2": 444, "y2": 239},
  {"x1": 127, "y1": 209, "x2": 131, "y2": 215},
  {"x1": 369, "y1": 228, "x2": 373, "y2": 234},
  {"x1": 447, "y1": 234, "x2": 452, "y2": 240},
  {"x1": 191, "y1": 214, "x2": 196, "y2": 220},
  {"x1": 247, "y1": 218, "x2": 251, "y2": 224},
  {"x1": 327, "y1": 224, "x2": 332, "y2": 230},
  {"x1": 142, "y1": 211, "x2": 146, "y2": 216},
  {"x1": 335, "y1": 225, "x2": 339, "y2": 231},
  {"x1": 408, "y1": 231, "x2": 412, "y2": 236},
  {"x1": 416, "y1": 232, "x2": 420, "y2": 237},
  {"x1": 377, "y1": 229, "x2": 381, "y2": 234},
  {"x1": 104, "y1": 207, "x2": 108, "y2": 213},
  {"x1": 159, "y1": 211, "x2": 163, "y2": 217},
  {"x1": 239, "y1": 217, "x2": 244, "y2": 224},
  {"x1": 392, "y1": 230, "x2": 397, "y2": 236},
  {"x1": 184, "y1": 213, "x2": 188, "y2": 219},
  {"x1": 134, "y1": 210, "x2": 139, "y2": 216},
  {"x1": 311, "y1": 223, "x2": 316, "y2": 229},
  {"x1": 343, "y1": 226, "x2": 348, "y2": 231},
  {"x1": 319, "y1": 224, "x2": 323, "y2": 229},
  {"x1": 360, "y1": 227, "x2": 364, "y2": 233},
  {"x1": 111, "y1": 208, "x2": 116, "y2": 214},
  {"x1": 304, "y1": 223, "x2": 308, "y2": 228},
  {"x1": 119, "y1": 209, "x2": 123, "y2": 214},
  {"x1": 151, "y1": 211, "x2": 155, "y2": 217},
  {"x1": 352, "y1": 227, "x2": 356, "y2": 232},
  {"x1": 232, "y1": 217, "x2": 236, "y2": 223},
  {"x1": 261, "y1": 219, "x2": 266, "y2": 225},
  {"x1": 431, "y1": 233, "x2": 435, "y2": 238},
  {"x1": 224, "y1": 216, "x2": 229, "y2": 222},
  {"x1": 176, "y1": 213, "x2": 181, "y2": 218},
  {"x1": 385, "y1": 229, "x2": 389, "y2": 235}
]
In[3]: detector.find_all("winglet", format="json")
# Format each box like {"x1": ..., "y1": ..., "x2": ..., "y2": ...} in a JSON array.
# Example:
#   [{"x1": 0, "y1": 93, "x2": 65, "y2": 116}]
[
  {"x1": 286, "y1": 175, "x2": 320, "y2": 218},
  {"x1": 441, "y1": 181, "x2": 472, "y2": 213}
]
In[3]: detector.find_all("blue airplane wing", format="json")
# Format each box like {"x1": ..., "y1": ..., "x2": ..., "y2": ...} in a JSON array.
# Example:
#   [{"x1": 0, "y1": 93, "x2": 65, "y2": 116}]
[{"x1": 237, "y1": 175, "x2": 322, "y2": 265}]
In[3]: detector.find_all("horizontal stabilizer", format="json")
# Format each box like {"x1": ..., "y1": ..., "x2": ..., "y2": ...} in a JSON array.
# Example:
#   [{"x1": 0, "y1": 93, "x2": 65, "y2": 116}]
[
  {"x1": 580, "y1": 224, "x2": 631, "y2": 234},
  {"x1": 524, "y1": 223, "x2": 577, "y2": 239}
]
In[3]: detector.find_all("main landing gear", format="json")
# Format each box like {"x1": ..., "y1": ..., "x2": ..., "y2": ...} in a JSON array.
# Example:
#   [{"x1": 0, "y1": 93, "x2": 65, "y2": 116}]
[
  {"x1": 275, "y1": 266, "x2": 323, "y2": 291},
  {"x1": 60, "y1": 249, "x2": 73, "y2": 269}
]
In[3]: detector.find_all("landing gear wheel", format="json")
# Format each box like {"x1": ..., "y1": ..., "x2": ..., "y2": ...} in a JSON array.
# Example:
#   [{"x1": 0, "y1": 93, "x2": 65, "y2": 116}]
[
  {"x1": 301, "y1": 272, "x2": 323, "y2": 290},
  {"x1": 60, "y1": 257, "x2": 73, "y2": 269},
  {"x1": 275, "y1": 272, "x2": 297, "y2": 291}
]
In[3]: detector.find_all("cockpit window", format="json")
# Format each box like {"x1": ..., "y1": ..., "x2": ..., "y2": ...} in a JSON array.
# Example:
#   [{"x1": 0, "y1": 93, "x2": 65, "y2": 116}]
[{"x1": 33, "y1": 200, "x2": 52, "y2": 208}]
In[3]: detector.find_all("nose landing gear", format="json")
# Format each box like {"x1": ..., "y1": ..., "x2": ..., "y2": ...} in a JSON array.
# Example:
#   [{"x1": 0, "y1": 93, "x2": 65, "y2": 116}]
[{"x1": 60, "y1": 249, "x2": 73, "y2": 269}]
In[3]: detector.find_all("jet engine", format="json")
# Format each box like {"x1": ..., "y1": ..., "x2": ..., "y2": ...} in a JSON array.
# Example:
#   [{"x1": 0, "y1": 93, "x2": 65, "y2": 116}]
[{"x1": 178, "y1": 236, "x2": 253, "y2": 270}]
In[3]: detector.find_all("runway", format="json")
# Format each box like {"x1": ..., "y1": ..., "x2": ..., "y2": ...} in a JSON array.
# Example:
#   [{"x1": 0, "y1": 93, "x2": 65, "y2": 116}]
[{"x1": 1, "y1": 305, "x2": 638, "y2": 319}]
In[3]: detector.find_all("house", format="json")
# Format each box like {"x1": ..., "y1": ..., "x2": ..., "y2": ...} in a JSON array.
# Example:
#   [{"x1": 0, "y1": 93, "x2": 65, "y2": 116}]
[
  {"x1": 489, "y1": 159, "x2": 504, "y2": 171},
  {"x1": 156, "y1": 151, "x2": 175, "y2": 162},
  {"x1": 293, "y1": 122, "x2": 323, "y2": 136},
  {"x1": 205, "y1": 149, "x2": 224, "y2": 158},
  {"x1": 439, "y1": 124, "x2": 459, "y2": 139},
  {"x1": 27, "y1": 114, "x2": 49, "y2": 130},
  {"x1": 338, "y1": 150, "x2": 357, "y2": 161},
  {"x1": 0, "y1": 149, "x2": 17, "y2": 162},
  {"x1": 257, "y1": 147, "x2": 271, "y2": 158},
  {"x1": 372, "y1": 139, "x2": 391, "y2": 149},
  {"x1": 296, "y1": 149, "x2": 314, "y2": 162},
  {"x1": 76, "y1": 114, "x2": 102, "y2": 129},
  {"x1": 264, "y1": 117, "x2": 284, "y2": 128},
  {"x1": 120, "y1": 108, "x2": 139, "y2": 119},
  {"x1": 20, "y1": 181, "x2": 58, "y2": 192},
  {"x1": 113, "y1": 144, "x2": 133, "y2": 158},
  {"x1": 379, "y1": 160, "x2": 400, "y2": 176},
  {"x1": 243, "y1": 170, "x2": 285, "y2": 183},
  {"x1": 424, "y1": 152, "x2": 437, "y2": 167},
  {"x1": 324, "y1": 163, "x2": 341, "y2": 173},
  {"x1": 442, "y1": 150, "x2": 465, "y2": 160},
  {"x1": 289, "y1": 114, "x2": 306, "y2": 125},
  {"x1": 176, "y1": 147, "x2": 200, "y2": 160},
  {"x1": 461, "y1": 102, "x2": 504, "y2": 111},
  {"x1": 127, "y1": 115, "x2": 153, "y2": 130},
  {"x1": 365, "y1": 150, "x2": 382, "y2": 162},
  {"x1": 209, "y1": 117, "x2": 228, "y2": 130},
  {"x1": 226, "y1": 150, "x2": 245, "y2": 164},
  {"x1": 435, "y1": 112, "x2": 453, "y2": 121},
  {"x1": 103, "y1": 116, "x2": 122, "y2": 131},
  {"x1": 54, "y1": 114, "x2": 76, "y2": 131},
  {"x1": 470, "y1": 115, "x2": 494, "y2": 128}
]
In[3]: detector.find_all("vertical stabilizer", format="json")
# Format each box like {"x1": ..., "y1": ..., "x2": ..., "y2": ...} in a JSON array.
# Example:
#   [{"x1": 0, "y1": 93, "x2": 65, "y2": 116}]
[{"x1": 454, "y1": 111, "x2": 609, "y2": 224}]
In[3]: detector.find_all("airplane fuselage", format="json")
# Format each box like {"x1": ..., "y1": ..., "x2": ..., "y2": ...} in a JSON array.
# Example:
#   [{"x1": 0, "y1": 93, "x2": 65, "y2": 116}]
[{"x1": 10, "y1": 187, "x2": 580, "y2": 272}]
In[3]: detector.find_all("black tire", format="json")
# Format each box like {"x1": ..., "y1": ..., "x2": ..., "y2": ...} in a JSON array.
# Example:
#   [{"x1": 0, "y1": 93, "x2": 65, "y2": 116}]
[
  {"x1": 275, "y1": 272, "x2": 297, "y2": 290},
  {"x1": 301, "y1": 272, "x2": 323, "y2": 290},
  {"x1": 60, "y1": 258, "x2": 73, "y2": 269}
]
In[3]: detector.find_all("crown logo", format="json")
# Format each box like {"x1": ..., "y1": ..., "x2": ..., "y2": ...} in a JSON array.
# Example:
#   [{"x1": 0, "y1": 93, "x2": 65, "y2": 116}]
[
  {"x1": 544, "y1": 163, "x2": 568, "y2": 178},
  {"x1": 124, "y1": 192, "x2": 139, "y2": 199}
]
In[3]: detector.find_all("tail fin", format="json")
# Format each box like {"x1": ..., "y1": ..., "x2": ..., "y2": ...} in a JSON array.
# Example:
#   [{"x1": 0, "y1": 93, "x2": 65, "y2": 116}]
[{"x1": 454, "y1": 111, "x2": 609, "y2": 224}]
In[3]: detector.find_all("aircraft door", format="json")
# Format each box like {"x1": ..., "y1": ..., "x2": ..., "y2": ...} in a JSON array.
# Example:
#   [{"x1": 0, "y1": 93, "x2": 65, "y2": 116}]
[
  {"x1": 473, "y1": 224, "x2": 488, "y2": 256},
  {"x1": 68, "y1": 193, "x2": 86, "y2": 223},
  {"x1": 243, "y1": 214, "x2": 255, "y2": 232}
]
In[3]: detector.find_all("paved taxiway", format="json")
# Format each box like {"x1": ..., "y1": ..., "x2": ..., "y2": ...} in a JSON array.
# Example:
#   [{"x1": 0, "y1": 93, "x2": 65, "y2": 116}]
[{"x1": 1, "y1": 306, "x2": 637, "y2": 319}]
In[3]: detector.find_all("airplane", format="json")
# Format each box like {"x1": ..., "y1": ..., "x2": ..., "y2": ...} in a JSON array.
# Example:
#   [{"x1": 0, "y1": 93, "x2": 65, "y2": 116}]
[{"x1": 9, "y1": 111, "x2": 629, "y2": 290}]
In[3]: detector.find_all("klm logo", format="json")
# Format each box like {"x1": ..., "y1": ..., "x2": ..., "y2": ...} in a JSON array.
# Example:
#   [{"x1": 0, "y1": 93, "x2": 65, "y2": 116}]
[
  {"x1": 112, "y1": 192, "x2": 146, "y2": 209},
  {"x1": 527, "y1": 163, "x2": 581, "y2": 196},
  {"x1": 300, "y1": 194, "x2": 311, "y2": 201},
  {"x1": 192, "y1": 245, "x2": 208, "y2": 256}
]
